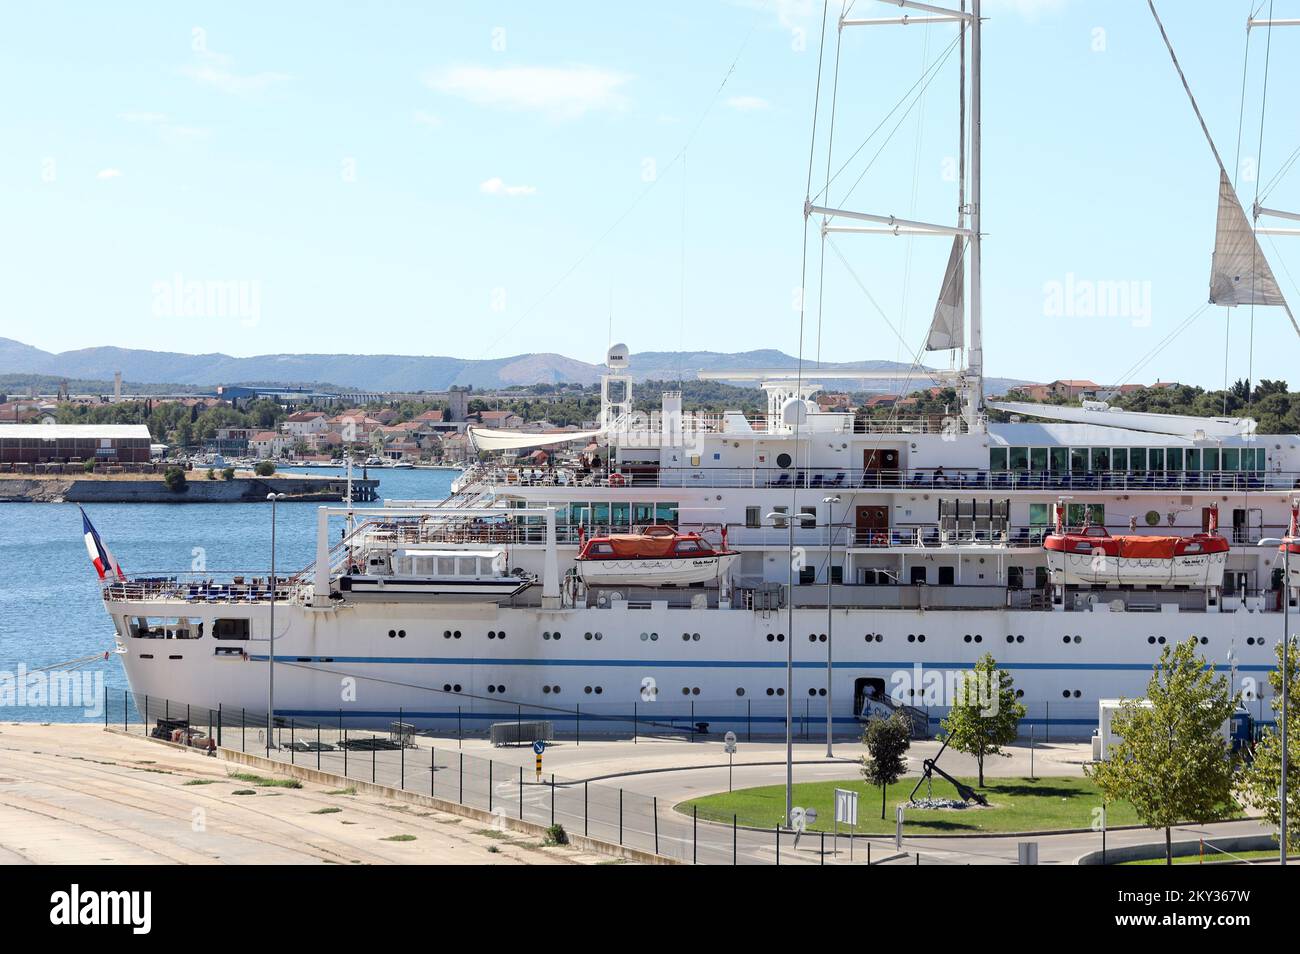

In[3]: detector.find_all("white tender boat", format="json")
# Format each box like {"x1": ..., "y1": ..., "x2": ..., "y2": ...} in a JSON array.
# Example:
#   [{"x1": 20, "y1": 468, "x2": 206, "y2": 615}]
[{"x1": 575, "y1": 527, "x2": 738, "y2": 587}]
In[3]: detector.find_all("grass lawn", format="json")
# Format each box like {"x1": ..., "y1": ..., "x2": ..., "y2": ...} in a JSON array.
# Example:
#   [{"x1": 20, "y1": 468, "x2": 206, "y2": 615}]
[
  {"x1": 1121, "y1": 849, "x2": 1289, "y2": 866},
  {"x1": 679, "y1": 776, "x2": 1154, "y2": 835}
]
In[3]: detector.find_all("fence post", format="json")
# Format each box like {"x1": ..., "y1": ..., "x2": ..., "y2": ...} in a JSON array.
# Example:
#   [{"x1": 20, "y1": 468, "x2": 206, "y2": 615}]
[
  {"x1": 241, "y1": 706, "x2": 245, "y2": 751},
  {"x1": 693, "y1": 805, "x2": 697, "y2": 864},
  {"x1": 550, "y1": 774, "x2": 555, "y2": 826},
  {"x1": 518, "y1": 765, "x2": 523, "y2": 819},
  {"x1": 371, "y1": 739, "x2": 376, "y2": 784},
  {"x1": 144, "y1": 695, "x2": 149, "y2": 735},
  {"x1": 123, "y1": 689, "x2": 128, "y2": 732},
  {"x1": 316, "y1": 722, "x2": 321, "y2": 771},
  {"x1": 400, "y1": 708, "x2": 405, "y2": 789},
  {"x1": 733, "y1": 814, "x2": 737, "y2": 865},
  {"x1": 820, "y1": 830, "x2": 825, "y2": 865},
  {"x1": 344, "y1": 725, "x2": 349, "y2": 777},
  {"x1": 653, "y1": 796, "x2": 659, "y2": 855},
  {"x1": 458, "y1": 706, "x2": 462, "y2": 748},
  {"x1": 584, "y1": 781, "x2": 588, "y2": 837},
  {"x1": 290, "y1": 720, "x2": 295, "y2": 764},
  {"x1": 216, "y1": 703, "x2": 222, "y2": 748},
  {"x1": 431, "y1": 746, "x2": 436, "y2": 797},
  {"x1": 489, "y1": 760, "x2": 493, "y2": 812},
  {"x1": 775, "y1": 824, "x2": 780, "y2": 865},
  {"x1": 459, "y1": 752, "x2": 464, "y2": 803},
  {"x1": 619, "y1": 788, "x2": 623, "y2": 845}
]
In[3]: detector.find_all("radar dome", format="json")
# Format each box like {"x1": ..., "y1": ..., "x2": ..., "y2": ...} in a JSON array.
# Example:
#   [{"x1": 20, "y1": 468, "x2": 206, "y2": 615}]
[{"x1": 607, "y1": 343, "x2": 630, "y2": 369}]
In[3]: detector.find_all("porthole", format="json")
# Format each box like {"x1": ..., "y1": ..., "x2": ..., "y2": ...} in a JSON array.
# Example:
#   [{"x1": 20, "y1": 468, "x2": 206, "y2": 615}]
[
  {"x1": 964, "y1": 635, "x2": 972, "y2": 643},
  {"x1": 810, "y1": 634, "x2": 818, "y2": 643},
  {"x1": 1017, "y1": 635, "x2": 1025, "y2": 643},
  {"x1": 777, "y1": 633, "x2": 785, "y2": 642},
  {"x1": 1062, "y1": 690, "x2": 1070, "y2": 698},
  {"x1": 777, "y1": 452, "x2": 793, "y2": 468},
  {"x1": 442, "y1": 683, "x2": 451, "y2": 692},
  {"x1": 488, "y1": 685, "x2": 496, "y2": 694},
  {"x1": 766, "y1": 688, "x2": 775, "y2": 696},
  {"x1": 1015, "y1": 689, "x2": 1024, "y2": 698},
  {"x1": 497, "y1": 684, "x2": 505, "y2": 693},
  {"x1": 1062, "y1": 635, "x2": 1071, "y2": 644},
  {"x1": 1006, "y1": 635, "x2": 1015, "y2": 644},
  {"x1": 388, "y1": 629, "x2": 396, "y2": 638},
  {"x1": 444, "y1": 630, "x2": 452, "y2": 639},
  {"x1": 1148, "y1": 636, "x2": 1156, "y2": 644},
  {"x1": 681, "y1": 687, "x2": 690, "y2": 696},
  {"x1": 595, "y1": 632, "x2": 603, "y2": 641},
  {"x1": 1157, "y1": 636, "x2": 1166, "y2": 644},
  {"x1": 454, "y1": 630, "x2": 462, "y2": 639},
  {"x1": 1073, "y1": 635, "x2": 1081, "y2": 644},
  {"x1": 1073, "y1": 690, "x2": 1081, "y2": 698},
  {"x1": 594, "y1": 686, "x2": 603, "y2": 694},
  {"x1": 453, "y1": 684, "x2": 461, "y2": 692},
  {"x1": 584, "y1": 686, "x2": 592, "y2": 694},
  {"x1": 736, "y1": 688, "x2": 746, "y2": 697},
  {"x1": 1199, "y1": 637, "x2": 1208, "y2": 645},
  {"x1": 691, "y1": 687, "x2": 700, "y2": 696},
  {"x1": 649, "y1": 632, "x2": 657, "y2": 641},
  {"x1": 767, "y1": 633, "x2": 775, "y2": 642},
  {"x1": 818, "y1": 688, "x2": 826, "y2": 697},
  {"x1": 974, "y1": 635, "x2": 982, "y2": 643},
  {"x1": 552, "y1": 685, "x2": 561, "y2": 694},
  {"x1": 1247, "y1": 637, "x2": 1255, "y2": 646},
  {"x1": 683, "y1": 633, "x2": 691, "y2": 642},
  {"x1": 908, "y1": 634, "x2": 916, "y2": 643},
  {"x1": 918, "y1": 634, "x2": 926, "y2": 643},
  {"x1": 585, "y1": 632, "x2": 593, "y2": 641},
  {"x1": 808, "y1": 688, "x2": 817, "y2": 696},
  {"x1": 692, "y1": 633, "x2": 700, "y2": 641},
  {"x1": 776, "y1": 688, "x2": 784, "y2": 696},
  {"x1": 543, "y1": 685, "x2": 551, "y2": 694},
  {"x1": 640, "y1": 633, "x2": 649, "y2": 642},
  {"x1": 491, "y1": 631, "x2": 499, "y2": 640}
]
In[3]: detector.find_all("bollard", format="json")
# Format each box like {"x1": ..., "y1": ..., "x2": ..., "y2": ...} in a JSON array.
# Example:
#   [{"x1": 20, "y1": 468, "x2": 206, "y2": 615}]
[{"x1": 103, "y1": 684, "x2": 108, "y2": 728}]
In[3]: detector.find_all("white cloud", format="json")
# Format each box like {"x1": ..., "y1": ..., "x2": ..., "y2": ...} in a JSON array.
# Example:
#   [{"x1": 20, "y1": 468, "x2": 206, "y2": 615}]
[
  {"x1": 425, "y1": 64, "x2": 629, "y2": 120},
  {"x1": 413, "y1": 110, "x2": 442, "y2": 128},
  {"x1": 96, "y1": 168, "x2": 123, "y2": 180},
  {"x1": 480, "y1": 176, "x2": 537, "y2": 197},
  {"x1": 726, "y1": 95, "x2": 769, "y2": 111},
  {"x1": 182, "y1": 62, "x2": 290, "y2": 95}
]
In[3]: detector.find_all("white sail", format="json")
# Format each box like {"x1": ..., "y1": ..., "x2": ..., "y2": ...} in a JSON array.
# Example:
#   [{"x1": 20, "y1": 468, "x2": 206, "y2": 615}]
[
  {"x1": 1209, "y1": 170, "x2": 1285, "y2": 307},
  {"x1": 925, "y1": 235, "x2": 965, "y2": 350}
]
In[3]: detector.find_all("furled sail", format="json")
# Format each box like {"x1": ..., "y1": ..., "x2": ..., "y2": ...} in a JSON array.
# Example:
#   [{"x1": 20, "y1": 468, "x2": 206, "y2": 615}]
[
  {"x1": 467, "y1": 425, "x2": 603, "y2": 453},
  {"x1": 925, "y1": 235, "x2": 965, "y2": 350},
  {"x1": 1209, "y1": 170, "x2": 1285, "y2": 307}
]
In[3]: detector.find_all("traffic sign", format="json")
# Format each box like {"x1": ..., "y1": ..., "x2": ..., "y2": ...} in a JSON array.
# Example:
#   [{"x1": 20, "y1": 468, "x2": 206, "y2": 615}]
[
  {"x1": 532, "y1": 740, "x2": 546, "y2": 755},
  {"x1": 834, "y1": 788, "x2": 858, "y2": 827}
]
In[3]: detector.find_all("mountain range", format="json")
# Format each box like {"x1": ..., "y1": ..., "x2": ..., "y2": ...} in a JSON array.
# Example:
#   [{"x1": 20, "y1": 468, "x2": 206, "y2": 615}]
[{"x1": 0, "y1": 338, "x2": 1029, "y2": 395}]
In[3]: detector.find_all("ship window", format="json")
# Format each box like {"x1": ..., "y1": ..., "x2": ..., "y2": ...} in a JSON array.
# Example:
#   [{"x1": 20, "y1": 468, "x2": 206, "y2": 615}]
[
  {"x1": 1008, "y1": 447, "x2": 1029, "y2": 471},
  {"x1": 437, "y1": 557, "x2": 455, "y2": 575},
  {"x1": 1129, "y1": 447, "x2": 1146, "y2": 472},
  {"x1": 129, "y1": 616, "x2": 203, "y2": 639},
  {"x1": 799, "y1": 566, "x2": 815, "y2": 585},
  {"x1": 777, "y1": 453, "x2": 793, "y2": 468},
  {"x1": 1049, "y1": 447, "x2": 1068, "y2": 473},
  {"x1": 675, "y1": 540, "x2": 703, "y2": 553},
  {"x1": 1090, "y1": 448, "x2": 1110, "y2": 471},
  {"x1": 1223, "y1": 448, "x2": 1240, "y2": 471},
  {"x1": 1203, "y1": 448, "x2": 1220, "y2": 471},
  {"x1": 989, "y1": 447, "x2": 1007, "y2": 471},
  {"x1": 456, "y1": 557, "x2": 476, "y2": 575},
  {"x1": 1147, "y1": 448, "x2": 1165, "y2": 471},
  {"x1": 1070, "y1": 447, "x2": 1088, "y2": 472},
  {"x1": 1067, "y1": 503, "x2": 1104, "y2": 527},
  {"x1": 656, "y1": 503, "x2": 678, "y2": 525},
  {"x1": 208, "y1": 618, "x2": 249, "y2": 640},
  {"x1": 745, "y1": 506, "x2": 761, "y2": 529},
  {"x1": 1029, "y1": 447, "x2": 1047, "y2": 472},
  {"x1": 611, "y1": 502, "x2": 631, "y2": 527},
  {"x1": 1111, "y1": 448, "x2": 1128, "y2": 471},
  {"x1": 633, "y1": 502, "x2": 654, "y2": 524},
  {"x1": 771, "y1": 506, "x2": 789, "y2": 529},
  {"x1": 589, "y1": 543, "x2": 614, "y2": 556},
  {"x1": 1166, "y1": 448, "x2": 1184, "y2": 471}
]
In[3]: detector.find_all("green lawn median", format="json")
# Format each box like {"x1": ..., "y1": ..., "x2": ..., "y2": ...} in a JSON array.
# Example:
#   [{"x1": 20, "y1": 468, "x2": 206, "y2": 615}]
[{"x1": 678, "y1": 776, "x2": 1152, "y2": 835}]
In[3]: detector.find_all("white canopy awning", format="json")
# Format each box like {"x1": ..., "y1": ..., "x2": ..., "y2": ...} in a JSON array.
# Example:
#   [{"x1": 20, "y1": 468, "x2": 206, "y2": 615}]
[{"x1": 467, "y1": 425, "x2": 604, "y2": 453}]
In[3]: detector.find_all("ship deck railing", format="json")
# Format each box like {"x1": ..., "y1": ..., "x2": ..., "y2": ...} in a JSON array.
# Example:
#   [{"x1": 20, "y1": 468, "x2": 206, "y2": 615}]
[
  {"x1": 463, "y1": 464, "x2": 1289, "y2": 493},
  {"x1": 102, "y1": 574, "x2": 308, "y2": 605}
]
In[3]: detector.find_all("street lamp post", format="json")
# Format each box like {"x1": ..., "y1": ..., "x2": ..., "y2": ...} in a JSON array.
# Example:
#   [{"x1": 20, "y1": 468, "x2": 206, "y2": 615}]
[
  {"x1": 1257, "y1": 530, "x2": 1292, "y2": 865},
  {"x1": 267, "y1": 492, "x2": 286, "y2": 754},
  {"x1": 823, "y1": 495, "x2": 841, "y2": 757},
  {"x1": 768, "y1": 508, "x2": 816, "y2": 827}
]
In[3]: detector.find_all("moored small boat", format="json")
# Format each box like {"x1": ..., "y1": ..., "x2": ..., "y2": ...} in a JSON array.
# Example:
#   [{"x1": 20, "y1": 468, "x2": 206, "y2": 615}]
[{"x1": 1043, "y1": 527, "x2": 1229, "y2": 587}]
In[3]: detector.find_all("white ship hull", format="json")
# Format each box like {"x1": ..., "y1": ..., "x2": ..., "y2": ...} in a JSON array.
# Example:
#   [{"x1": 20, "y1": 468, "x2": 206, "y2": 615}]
[{"x1": 106, "y1": 593, "x2": 1279, "y2": 739}]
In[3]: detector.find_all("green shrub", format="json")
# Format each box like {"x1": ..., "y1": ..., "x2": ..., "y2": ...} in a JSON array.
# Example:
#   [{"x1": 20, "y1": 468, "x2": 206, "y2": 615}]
[
  {"x1": 82, "y1": 458, "x2": 96, "y2": 473},
  {"x1": 162, "y1": 466, "x2": 188, "y2": 492},
  {"x1": 221, "y1": 467, "x2": 235, "y2": 481},
  {"x1": 255, "y1": 460, "x2": 276, "y2": 477},
  {"x1": 544, "y1": 823, "x2": 568, "y2": 845},
  {"x1": 206, "y1": 468, "x2": 216, "y2": 480}
]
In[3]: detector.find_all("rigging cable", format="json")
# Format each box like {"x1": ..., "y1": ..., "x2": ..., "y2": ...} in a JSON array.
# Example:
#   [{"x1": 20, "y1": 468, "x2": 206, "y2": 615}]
[
  {"x1": 815, "y1": 2, "x2": 848, "y2": 369},
  {"x1": 1247, "y1": 1, "x2": 1274, "y2": 405}
]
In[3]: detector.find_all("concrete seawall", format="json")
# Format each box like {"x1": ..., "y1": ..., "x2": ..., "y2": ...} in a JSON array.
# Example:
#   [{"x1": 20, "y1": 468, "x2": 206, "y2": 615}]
[{"x1": 0, "y1": 475, "x2": 379, "y2": 503}]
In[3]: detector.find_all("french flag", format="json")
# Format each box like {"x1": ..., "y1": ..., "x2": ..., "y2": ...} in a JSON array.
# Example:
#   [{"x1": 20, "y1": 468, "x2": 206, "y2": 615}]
[{"x1": 80, "y1": 507, "x2": 125, "y2": 581}]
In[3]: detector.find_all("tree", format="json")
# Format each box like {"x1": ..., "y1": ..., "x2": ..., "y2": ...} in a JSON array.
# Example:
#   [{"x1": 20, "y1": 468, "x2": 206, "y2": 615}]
[
  {"x1": 939, "y1": 653, "x2": 1025, "y2": 786},
  {"x1": 255, "y1": 460, "x2": 276, "y2": 477},
  {"x1": 862, "y1": 711, "x2": 912, "y2": 819},
  {"x1": 1240, "y1": 639, "x2": 1300, "y2": 855},
  {"x1": 221, "y1": 466, "x2": 235, "y2": 481},
  {"x1": 1087, "y1": 638, "x2": 1238, "y2": 865},
  {"x1": 162, "y1": 466, "x2": 188, "y2": 493}
]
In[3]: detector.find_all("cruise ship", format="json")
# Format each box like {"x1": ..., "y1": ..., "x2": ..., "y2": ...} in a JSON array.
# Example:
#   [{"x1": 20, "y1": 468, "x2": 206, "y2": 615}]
[{"x1": 99, "y1": 1, "x2": 1298, "y2": 738}]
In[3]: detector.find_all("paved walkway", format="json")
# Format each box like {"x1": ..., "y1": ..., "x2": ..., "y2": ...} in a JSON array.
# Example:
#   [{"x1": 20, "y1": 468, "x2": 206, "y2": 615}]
[{"x1": 0, "y1": 724, "x2": 607, "y2": 865}]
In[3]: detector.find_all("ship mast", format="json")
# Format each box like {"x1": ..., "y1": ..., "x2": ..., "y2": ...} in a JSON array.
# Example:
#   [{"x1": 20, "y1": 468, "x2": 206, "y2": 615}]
[{"x1": 807, "y1": 0, "x2": 984, "y2": 427}]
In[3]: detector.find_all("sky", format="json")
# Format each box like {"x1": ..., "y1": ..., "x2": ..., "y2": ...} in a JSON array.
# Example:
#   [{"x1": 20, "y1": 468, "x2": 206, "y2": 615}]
[{"x1": 2, "y1": 0, "x2": 1299, "y2": 391}]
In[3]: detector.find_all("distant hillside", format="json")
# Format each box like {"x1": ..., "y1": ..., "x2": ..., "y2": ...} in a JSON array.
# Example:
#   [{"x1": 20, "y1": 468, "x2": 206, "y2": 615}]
[{"x1": 0, "y1": 338, "x2": 1028, "y2": 395}]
